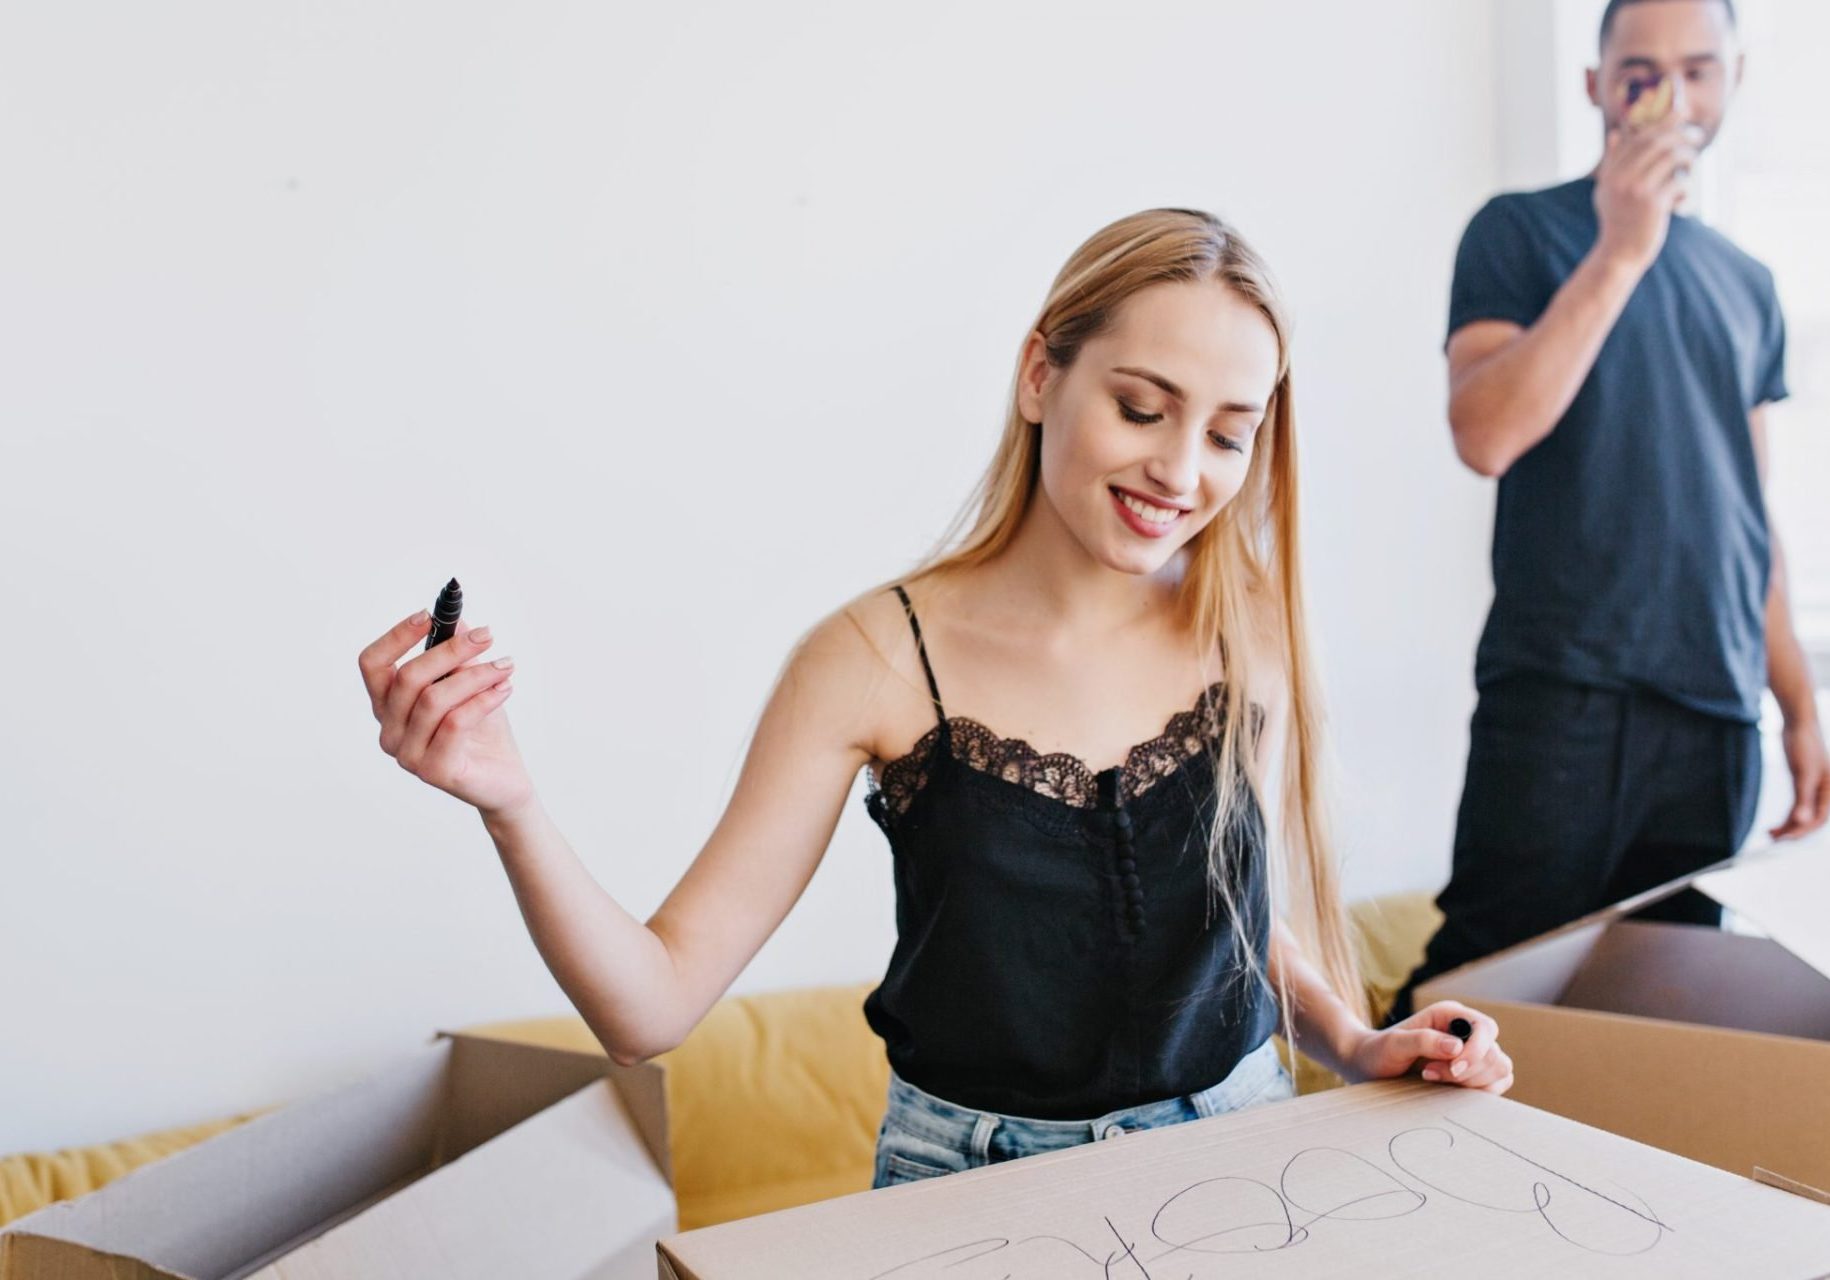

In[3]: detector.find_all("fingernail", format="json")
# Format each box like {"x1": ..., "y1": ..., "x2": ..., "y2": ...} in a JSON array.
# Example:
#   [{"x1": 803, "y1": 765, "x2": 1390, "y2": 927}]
[
  {"x1": 492, "y1": 656, "x2": 514, "y2": 670},
  {"x1": 469, "y1": 626, "x2": 492, "y2": 643},
  {"x1": 411, "y1": 610, "x2": 429, "y2": 626},
  {"x1": 1422, "y1": 1067, "x2": 1439, "y2": 1082},
  {"x1": 1443, "y1": 1036, "x2": 1463, "y2": 1054},
  {"x1": 1451, "y1": 1059, "x2": 1468, "y2": 1078}
]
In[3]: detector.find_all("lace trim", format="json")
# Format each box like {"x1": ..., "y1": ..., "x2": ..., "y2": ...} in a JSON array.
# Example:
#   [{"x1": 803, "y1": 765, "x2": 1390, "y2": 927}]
[{"x1": 868, "y1": 681, "x2": 1233, "y2": 817}]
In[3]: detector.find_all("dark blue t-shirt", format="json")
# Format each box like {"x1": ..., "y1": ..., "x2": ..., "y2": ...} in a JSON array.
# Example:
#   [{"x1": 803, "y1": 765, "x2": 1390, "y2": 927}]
[{"x1": 1448, "y1": 175, "x2": 1789, "y2": 723}]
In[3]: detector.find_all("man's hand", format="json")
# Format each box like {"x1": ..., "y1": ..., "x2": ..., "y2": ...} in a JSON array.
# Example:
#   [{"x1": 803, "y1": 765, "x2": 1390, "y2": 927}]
[
  {"x1": 1592, "y1": 117, "x2": 1697, "y2": 273},
  {"x1": 1771, "y1": 717, "x2": 1830, "y2": 840}
]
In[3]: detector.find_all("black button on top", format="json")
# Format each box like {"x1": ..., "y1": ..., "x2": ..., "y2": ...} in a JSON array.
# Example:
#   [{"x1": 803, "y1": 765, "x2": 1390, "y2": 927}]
[
  {"x1": 1096, "y1": 768, "x2": 1122, "y2": 809},
  {"x1": 1107, "y1": 789, "x2": 1143, "y2": 938}
]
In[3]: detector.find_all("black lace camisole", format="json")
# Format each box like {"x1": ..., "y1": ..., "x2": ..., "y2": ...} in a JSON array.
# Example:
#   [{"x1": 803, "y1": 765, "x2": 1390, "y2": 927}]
[{"x1": 860, "y1": 584, "x2": 1278, "y2": 1119}]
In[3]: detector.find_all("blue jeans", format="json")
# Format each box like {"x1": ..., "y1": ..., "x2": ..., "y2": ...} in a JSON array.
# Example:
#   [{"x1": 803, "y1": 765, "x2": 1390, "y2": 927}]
[{"x1": 871, "y1": 1038, "x2": 1294, "y2": 1188}]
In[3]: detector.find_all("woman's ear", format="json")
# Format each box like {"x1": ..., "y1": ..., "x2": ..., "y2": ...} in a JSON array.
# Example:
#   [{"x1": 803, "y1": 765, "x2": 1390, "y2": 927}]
[{"x1": 1015, "y1": 329, "x2": 1051, "y2": 425}]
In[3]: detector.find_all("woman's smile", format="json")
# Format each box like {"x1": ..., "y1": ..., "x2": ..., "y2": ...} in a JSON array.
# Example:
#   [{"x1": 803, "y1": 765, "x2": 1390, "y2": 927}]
[{"x1": 1109, "y1": 485, "x2": 1190, "y2": 538}]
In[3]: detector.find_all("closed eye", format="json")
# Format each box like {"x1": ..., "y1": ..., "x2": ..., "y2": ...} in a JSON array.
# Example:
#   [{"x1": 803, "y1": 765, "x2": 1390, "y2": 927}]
[
  {"x1": 1117, "y1": 398, "x2": 1162, "y2": 425},
  {"x1": 1123, "y1": 397, "x2": 1247, "y2": 452}
]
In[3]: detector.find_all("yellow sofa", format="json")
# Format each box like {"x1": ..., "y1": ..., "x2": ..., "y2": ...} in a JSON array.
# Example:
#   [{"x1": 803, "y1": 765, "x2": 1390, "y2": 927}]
[{"x1": 0, "y1": 893, "x2": 1440, "y2": 1232}]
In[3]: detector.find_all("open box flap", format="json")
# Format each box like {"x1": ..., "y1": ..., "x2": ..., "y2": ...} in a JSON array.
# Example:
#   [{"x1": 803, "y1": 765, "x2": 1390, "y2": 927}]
[
  {"x1": 433, "y1": 1029, "x2": 671, "y2": 1183},
  {"x1": 1423, "y1": 840, "x2": 1811, "y2": 993},
  {"x1": 0, "y1": 1033, "x2": 677, "y2": 1280},
  {"x1": 1693, "y1": 839, "x2": 1830, "y2": 982},
  {"x1": 0, "y1": 1039, "x2": 451, "y2": 1280},
  {"x1": 240, "y1": 1076, "x2": 673, "y2": 1280}
]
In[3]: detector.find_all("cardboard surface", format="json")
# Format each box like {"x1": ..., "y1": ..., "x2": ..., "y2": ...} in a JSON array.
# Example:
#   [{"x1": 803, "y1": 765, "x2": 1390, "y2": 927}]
[
  {"x1": 656, "y1": 1080, "x2": 1830, "y2": 1278},
  {"x1": 0, "y1": 1033, "x2": 674, "y2": 1280},
  {"x1": 1420, "y1": 841, "x2": 1830, "y2": 1194},
  {"x1": 1696, "y1": 846, "x2": 1830, "y2": 981},
  {"x1": 1558, "y1": 921, "x2": 1830, "y2": 1038},
  {"x1": 241, "y1": 1082, "x2": 672, "y2": 1279}
]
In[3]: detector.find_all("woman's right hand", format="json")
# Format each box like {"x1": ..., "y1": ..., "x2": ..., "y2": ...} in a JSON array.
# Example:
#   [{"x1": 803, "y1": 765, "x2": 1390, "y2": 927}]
[{"x1": 359, "y1": 610, "x2": 534, "y2": 817}]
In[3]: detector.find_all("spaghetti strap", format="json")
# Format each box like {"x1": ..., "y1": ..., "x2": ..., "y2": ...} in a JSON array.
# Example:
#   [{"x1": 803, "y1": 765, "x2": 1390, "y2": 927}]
[{"x1": 891, "y1": 584, "x2": 947, "y2": 724}]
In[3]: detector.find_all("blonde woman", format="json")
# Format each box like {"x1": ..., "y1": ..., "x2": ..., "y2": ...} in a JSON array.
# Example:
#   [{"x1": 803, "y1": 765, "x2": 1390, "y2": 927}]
[{"x1": 358, "y1": 208, "x2": 1512, "y2": 1188}]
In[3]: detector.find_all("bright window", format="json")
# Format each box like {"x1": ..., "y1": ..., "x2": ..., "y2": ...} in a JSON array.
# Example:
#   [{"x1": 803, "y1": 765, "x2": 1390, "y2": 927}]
[{"x1": 1714, "y1": 0, "x2": 1830, "y2": 660}]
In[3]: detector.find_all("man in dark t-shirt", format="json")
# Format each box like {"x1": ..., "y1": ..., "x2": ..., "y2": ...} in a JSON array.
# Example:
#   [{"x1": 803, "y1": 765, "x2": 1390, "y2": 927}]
[{"x1": 1389, "y1": 0, "x2": 1826, "y2": 1023}]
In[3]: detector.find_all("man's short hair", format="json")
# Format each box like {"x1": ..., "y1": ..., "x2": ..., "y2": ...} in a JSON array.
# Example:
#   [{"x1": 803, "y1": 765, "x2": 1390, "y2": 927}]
[{"x1": 1600, "y1": 0, "x2": 1738, "y2": 51}]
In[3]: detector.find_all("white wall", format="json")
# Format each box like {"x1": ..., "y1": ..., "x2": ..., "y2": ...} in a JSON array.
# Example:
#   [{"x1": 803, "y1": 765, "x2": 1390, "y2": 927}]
[{"x1": 3, "y1": 1, "x2": 1519, "y2": 1153}]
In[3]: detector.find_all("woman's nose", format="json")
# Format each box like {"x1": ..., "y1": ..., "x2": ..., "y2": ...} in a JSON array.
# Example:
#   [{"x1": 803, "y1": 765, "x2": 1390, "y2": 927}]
[{"x1": 1144, "y1": 431, "x2": 1203, "y2": 496}]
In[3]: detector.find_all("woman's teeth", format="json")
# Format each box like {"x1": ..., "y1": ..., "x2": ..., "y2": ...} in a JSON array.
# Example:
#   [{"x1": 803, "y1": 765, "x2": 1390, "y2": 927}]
[{"x1": 1116, "y1": 490, "x2": 1182, "y2": 525}]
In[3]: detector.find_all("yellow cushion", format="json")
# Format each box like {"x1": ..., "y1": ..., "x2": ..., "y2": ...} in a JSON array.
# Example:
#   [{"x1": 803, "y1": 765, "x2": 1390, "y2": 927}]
[
  {"x1": 0, "y1": 892, "x2": 1442, "y2": 1232},
  {"x1": 1352, "y1": 890, "x2": 1445, "y2": 1021}
]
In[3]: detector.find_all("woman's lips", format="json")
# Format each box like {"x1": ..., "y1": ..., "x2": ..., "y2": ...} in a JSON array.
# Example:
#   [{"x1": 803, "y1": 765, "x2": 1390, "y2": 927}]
[{"x1": 1110, "y1": 486, "x2": 1186, "y2": 538}]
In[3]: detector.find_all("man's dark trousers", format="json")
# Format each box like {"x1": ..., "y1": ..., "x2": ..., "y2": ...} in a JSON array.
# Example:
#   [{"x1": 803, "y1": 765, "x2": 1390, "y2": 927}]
[{"x1": 1387, "y1": 672, "x2": 1763, "y2": 1025}]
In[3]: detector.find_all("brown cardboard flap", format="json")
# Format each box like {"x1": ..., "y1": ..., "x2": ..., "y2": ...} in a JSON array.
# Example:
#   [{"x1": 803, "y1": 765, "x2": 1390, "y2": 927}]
[
  {"x1": 1755, "y1": 1168, "x2": 1830, "y2": 1206},
  {"x1": 0, "y1": 1040, "x2": 452, "y2": 1280},
  {"x1": 1695, "y1": 840, "x2": 1830, "y2": 981},
  {"x1": 1, "y1": 1033, "x2": 677, "y2": 1280},
  {"x1": 436, "y1": 1033, "x2": 623, "y2": 1167},
  {"x1": 242, "y1": 1081, "x2": 673, "y2": 1280},
  {"x1": 1420, "y1": 840, "x2": 1814, "y2": 1000},
  {"x1": 1418, "y1": 918, "x2": 1609, "y2": 1006},
  {"x1": 433, "y1": 1028, "x2": 671, "y2": 1181},
  {"x1": 0, "y1": 1234, "x2": 189, "y2": 1280},
  {"x1": 1558, "y1": 921, "x2": 1830, "y2": 1040},
  {"x1": 606, "y1": 1057, "x2": 670, "y2": 1184}
]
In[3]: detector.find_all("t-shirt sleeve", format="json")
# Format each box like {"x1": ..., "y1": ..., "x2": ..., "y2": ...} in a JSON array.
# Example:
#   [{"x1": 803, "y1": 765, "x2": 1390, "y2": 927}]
[
  {"x1": 1445, "y1": 196, "x2": 1551, "y2": 351},
  {"x1": 1754, "y1": 268, "x2": 1789, "y2": 407}
]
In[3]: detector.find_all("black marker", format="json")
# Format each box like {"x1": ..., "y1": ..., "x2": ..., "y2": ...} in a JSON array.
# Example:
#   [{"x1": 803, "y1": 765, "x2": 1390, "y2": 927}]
[
  {"x1": 426, "y1": 578, "x2": 463, "y2": 681},
  {"x1": 1428, "y1": 1017, "x2": 1475, "y2": 1085},
  {"x1": 426, "y1": 578, "x2": 463, "y2": 649}
]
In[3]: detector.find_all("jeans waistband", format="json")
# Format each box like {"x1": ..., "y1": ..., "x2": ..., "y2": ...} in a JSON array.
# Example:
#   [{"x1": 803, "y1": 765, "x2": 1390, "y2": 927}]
[{"x1": 884, "y1": 1036, "x2": 1285, "y2": 1149}]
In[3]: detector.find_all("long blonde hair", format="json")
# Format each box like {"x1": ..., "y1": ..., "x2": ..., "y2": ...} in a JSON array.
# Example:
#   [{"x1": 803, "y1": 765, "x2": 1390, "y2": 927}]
[{"x1": 882, "y1": 207, "x2": 1366, "y2": 1047}]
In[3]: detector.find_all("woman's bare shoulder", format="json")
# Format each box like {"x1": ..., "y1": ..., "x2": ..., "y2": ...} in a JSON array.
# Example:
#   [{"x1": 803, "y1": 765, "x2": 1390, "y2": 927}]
[
  {"x1": 792, "y1": 582, "x2": 915, "y2": 672},
  {"x1": 780, "y1": 580, "x2": 937, "y2": 763}
]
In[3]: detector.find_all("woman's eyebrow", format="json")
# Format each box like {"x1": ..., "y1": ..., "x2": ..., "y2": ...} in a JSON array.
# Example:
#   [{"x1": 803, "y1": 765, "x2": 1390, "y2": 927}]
[{"x1": 1111, "y1": 365, "x2": 1263, "y2": 415}]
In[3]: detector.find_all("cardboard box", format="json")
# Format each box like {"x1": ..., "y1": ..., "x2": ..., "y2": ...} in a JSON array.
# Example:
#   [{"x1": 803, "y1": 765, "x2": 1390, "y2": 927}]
[
  {"x1": 655, "y1": 1078, "x2": 1830, "y2": 1278},
  {"x1": 1418, "y1": 839, "x2": 1830, "y2": 1196},
  {"x1": 0, "y1": 1032, "x2": 675, "y2": 1279}
]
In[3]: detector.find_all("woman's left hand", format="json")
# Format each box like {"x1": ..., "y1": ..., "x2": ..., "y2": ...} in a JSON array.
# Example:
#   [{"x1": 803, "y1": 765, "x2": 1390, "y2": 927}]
[{"x1": 1346, "y1": 1001, "x2": 1512, "y2": 1094}]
